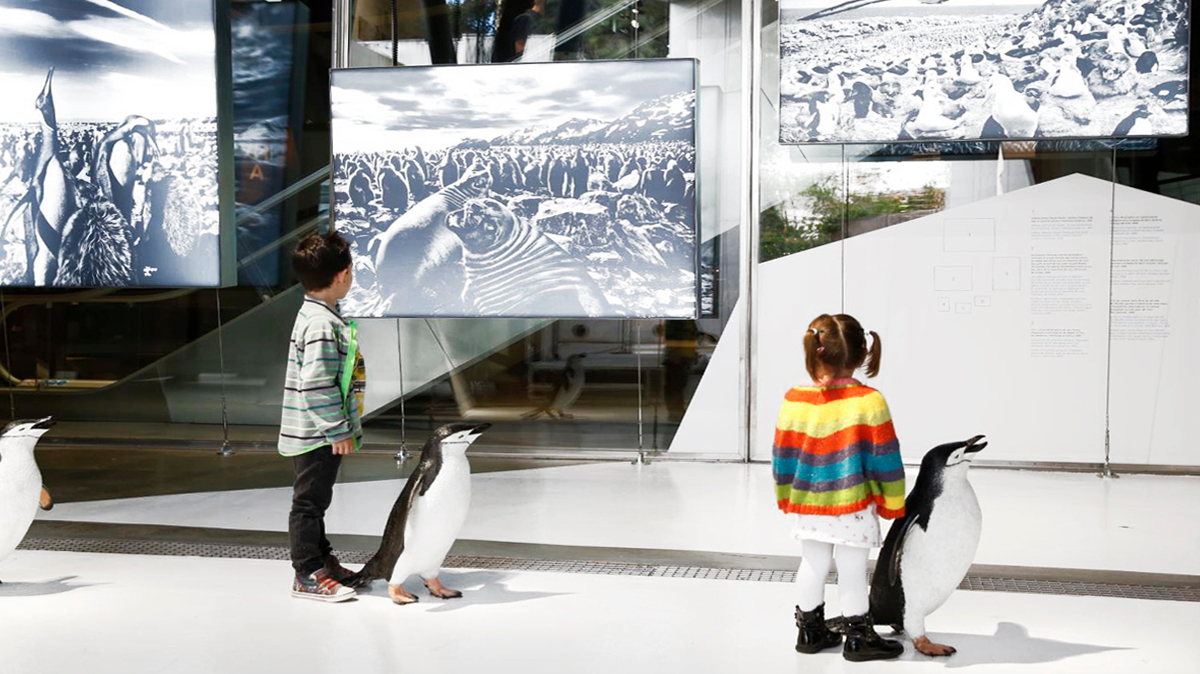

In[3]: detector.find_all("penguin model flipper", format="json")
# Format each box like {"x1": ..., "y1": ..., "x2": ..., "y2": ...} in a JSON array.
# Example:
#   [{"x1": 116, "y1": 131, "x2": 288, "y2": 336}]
[
  {"x1": 344, "y1": 464, "x2": 430, "y2": 588},
  {"x1": 887, "y1": 515, "x2": 923, "y2": 587},
  {"x1": 868, "y1": 510, "x2": 922, "y2": 631}
]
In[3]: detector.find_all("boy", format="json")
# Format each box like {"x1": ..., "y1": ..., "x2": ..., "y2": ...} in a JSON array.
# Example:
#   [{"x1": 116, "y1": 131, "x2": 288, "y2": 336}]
[{"x1": 280, "y1": 230, "x2": 366, "y2": 602}]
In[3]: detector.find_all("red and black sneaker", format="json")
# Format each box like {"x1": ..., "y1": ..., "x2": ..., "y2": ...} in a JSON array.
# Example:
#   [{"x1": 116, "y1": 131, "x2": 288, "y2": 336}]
[{"x1": 292, "y1": 568, "x2": 356, "y2": 603}]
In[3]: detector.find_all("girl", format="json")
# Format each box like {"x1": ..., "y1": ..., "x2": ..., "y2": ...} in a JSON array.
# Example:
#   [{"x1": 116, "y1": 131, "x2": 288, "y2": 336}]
[{"x1": 772, "y1": 313, "x2": 906, "y2": 661}]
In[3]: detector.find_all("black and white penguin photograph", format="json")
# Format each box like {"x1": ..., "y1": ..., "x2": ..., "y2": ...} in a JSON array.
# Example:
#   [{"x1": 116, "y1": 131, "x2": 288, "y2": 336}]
[
  {"x1": 330, "y1": 59, "x2": 699, "y2": 319},
  {"x1": 779, "y1": 0, "x2": 1190, "y2": 143},
  {"x1": 0, "y1": 0, "x2": 222, "y2": 288}
]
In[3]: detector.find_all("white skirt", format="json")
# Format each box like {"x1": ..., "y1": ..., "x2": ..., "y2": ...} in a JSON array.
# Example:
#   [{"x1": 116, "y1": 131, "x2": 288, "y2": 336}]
[{"x1": 791, "y1": 503, "x2": 882, "y2": 548}]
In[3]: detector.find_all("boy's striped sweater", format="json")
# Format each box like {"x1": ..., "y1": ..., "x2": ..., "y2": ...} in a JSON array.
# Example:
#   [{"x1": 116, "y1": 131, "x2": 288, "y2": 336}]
[
  {"x1": 278, "y1": 297, "x2": 363, "y2": 457},
  {"x1": 772, "y1": 380, "x2": 905, "y2": 519}
]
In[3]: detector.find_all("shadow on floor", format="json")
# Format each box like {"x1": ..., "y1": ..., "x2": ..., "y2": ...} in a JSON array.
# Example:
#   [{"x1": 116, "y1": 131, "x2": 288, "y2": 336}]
[
  {"x1": 0, "y1": 575, "x2": 97, "y2": 597},
  {"x1": 909, "y1": 622, "x2": 1130, "y2": 668},
  {"x1": 354, "y1": 570, "x2": 566, "y2": 613}
]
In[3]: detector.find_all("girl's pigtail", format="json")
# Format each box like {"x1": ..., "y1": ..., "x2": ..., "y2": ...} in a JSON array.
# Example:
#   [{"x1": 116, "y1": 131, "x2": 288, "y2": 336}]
[
  {"x1": 864, "y1": 330, "x2": 882, "y2": 378},
  {"x1": 803, "y1": 327, "x2": 821, "y2": 382}
]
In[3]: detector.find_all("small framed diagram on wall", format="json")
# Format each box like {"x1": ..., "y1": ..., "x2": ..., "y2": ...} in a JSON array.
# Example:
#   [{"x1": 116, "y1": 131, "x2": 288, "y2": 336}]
[
  {"x1": 778, "y1": 0, "x2": 1189, "y2": 143},
  {"x1": 330, "y1": 58, "x2": 699, "y2": 319},
  {"x1": 0, "y1": 0, "x2": 233, "y2": 288}
]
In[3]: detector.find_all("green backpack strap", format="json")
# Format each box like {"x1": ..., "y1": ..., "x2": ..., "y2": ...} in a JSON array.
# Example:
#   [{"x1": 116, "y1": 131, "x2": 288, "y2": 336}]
[{"x1": 338, "y1": 319, "x2": 360, "y2": 450}]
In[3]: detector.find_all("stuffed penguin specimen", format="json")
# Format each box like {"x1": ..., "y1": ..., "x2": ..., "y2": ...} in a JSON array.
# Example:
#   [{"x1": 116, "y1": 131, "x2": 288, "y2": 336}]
[
  {"x1": 346, "y1": 422, "x2": 491, "y2": 604},
  {"x1": 869, "y1": 434, "x2": 987, "y2": 656},
  {"x1": 0, "y1": 417, "x2": 56, "y2": 581}
]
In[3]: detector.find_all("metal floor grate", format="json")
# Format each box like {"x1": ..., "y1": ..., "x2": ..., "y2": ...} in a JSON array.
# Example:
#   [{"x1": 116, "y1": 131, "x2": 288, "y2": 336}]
[{"x1": 18, "y1": 537, "x2": 1200, "y2": 603}]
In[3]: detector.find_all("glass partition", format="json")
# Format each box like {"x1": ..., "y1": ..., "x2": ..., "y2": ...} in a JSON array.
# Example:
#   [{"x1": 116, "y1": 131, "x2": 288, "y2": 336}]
[
  {"x1": 345, "y1": 0, "x2": 746, "y2": 458},
  {"x1": 754, "y1": 0, "x2": 1200, "y2": 470},
  {"x1": 0, "y1": 1, "x2": 334, "y2": 438},
  {"x1": 1, "y1": 0, "x2": 1191, "y2": 469}
]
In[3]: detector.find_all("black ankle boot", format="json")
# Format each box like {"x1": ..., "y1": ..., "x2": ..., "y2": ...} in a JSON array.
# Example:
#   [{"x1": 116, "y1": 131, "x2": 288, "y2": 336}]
[
  {"x1": 795, "y1": 604, "x2": 843, "y2": 654},
  {"x1": 843, "y1": 614, "x2": 904, "y2": 662}
]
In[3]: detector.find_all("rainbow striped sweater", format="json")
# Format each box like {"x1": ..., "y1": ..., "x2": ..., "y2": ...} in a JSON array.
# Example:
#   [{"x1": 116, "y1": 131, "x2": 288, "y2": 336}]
[{"x1": 772, "y1": 380, "x2": 905, "y2": 519}]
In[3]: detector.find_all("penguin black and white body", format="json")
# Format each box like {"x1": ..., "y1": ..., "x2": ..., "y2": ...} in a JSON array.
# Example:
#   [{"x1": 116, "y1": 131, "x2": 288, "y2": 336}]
[
  {"x1": 348, "y1": 169, "x2": 374, "y2": 208},
  {"x1": 21, "y1": 68, "x2": 75, "y2": 285},
  {"x1": 346, "y1": 423, "x2": 490, "y2": 604},
  {"x1": 869, "y1": 435, "x2": 987, "y2": 656},
  {"x1": 984, "y1": 74, "x2": 1039, "y2": 139},
  {"x1": 0, "y1": 417, "x2": 56, "y2": 582},
  {"x1": 94, "y1": 115, "x2": 159, "y2": 228}
]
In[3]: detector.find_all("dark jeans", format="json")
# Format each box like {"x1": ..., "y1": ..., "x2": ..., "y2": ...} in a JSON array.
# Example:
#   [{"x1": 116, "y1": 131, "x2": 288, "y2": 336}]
[{"x1": 289, "y1": 446, "x2": 342, "y2": 576}]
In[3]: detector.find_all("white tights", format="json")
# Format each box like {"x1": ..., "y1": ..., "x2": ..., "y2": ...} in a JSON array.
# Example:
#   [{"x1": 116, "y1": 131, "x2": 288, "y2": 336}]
[{"x1": 796, "y1": 539, "x2": 870, "y2": 617}]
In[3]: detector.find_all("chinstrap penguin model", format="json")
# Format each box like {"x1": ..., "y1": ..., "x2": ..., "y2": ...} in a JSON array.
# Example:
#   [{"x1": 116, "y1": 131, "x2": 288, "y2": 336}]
[
  {"x1": 0, "y1": 418, "x2": 56, "y2": 582},
  {"x1": 346, "y1": 423, "x2": 491, "y2": 604},
  {"x1": 869, "y1": 434, "x2": 987, "y2": 656}
]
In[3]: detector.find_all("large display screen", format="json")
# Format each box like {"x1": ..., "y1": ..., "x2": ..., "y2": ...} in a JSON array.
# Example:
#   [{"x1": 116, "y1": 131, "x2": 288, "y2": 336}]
[
  {"x1": 779, "y1": 0, "x2": 1189, "y2": 144},
  {"x1": 331, "y1": 59, "x2": 699, "y2": 319},
  {"x1": 0, "y1": 0, "x2": 223, "y2": 287}
]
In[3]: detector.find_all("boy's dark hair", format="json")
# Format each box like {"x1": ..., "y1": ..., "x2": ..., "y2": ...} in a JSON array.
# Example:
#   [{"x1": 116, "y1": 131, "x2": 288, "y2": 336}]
[{"x1": 292, "y1": 230, "x2": 352, "y2": 291}]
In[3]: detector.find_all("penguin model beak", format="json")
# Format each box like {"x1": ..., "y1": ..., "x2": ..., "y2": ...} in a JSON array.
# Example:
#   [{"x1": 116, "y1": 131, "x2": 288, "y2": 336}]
[
  {"x1": 470, "y1": 423, "x2": 492, "y2": 437},
  {"x1": 964, "y1": 434, "x2": 987, "y2": 454},
  {"x1": 32, "y1": 417, "x2": 55, "y2": 431}
]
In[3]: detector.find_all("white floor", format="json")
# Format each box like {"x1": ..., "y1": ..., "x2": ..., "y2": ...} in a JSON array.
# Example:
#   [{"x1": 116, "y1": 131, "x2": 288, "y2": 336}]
[
  {"x1": 38, "y1": 462, "x2": 1200, "y2": 575},
  {"x1": 2, "y1": 550, "x2": 1198, "y2": 674}
]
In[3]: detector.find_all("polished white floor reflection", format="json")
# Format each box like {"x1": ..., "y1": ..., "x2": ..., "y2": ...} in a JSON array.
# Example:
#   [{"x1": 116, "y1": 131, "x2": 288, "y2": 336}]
[
  {"x1": 41, "y1": 463, "x2": 1200, "y2": 575},
  {"x1": 1, "y1": 550, "x2": 1197, "y2": 674}
]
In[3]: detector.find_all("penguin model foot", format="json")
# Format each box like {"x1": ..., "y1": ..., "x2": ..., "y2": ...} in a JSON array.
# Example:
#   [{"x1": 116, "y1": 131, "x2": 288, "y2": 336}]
[
  {"x1": 388, "y1": 584, "x2": 420, "y2": 605},
  {"x1": 424, "y1": 577, "x2": 462, "y2": 599},
  {"x1": 913, "y1": 636, "x2": 956, "y2": 656},
  {"x1": 39, "y1": 486, "x2": 53, "y2": 511}
]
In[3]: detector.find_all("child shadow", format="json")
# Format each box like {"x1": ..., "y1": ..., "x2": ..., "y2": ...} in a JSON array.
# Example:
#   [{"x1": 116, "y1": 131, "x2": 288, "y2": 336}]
[
  {"x1": 897, "y1": 622, "x2": 1131, "y2": 668},
  {"x1": 357, "y1": 570, "x2": 566, "y2": 612},
  {"x1": 0, "y1": 575, "x2": 96, "y2": 597}
]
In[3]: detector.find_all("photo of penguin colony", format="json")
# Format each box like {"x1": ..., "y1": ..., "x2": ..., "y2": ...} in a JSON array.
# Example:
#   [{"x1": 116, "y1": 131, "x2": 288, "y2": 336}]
[
  {"x1": 332, "y1": 66, "x2": 698, "y2": 319},
  {"x1": 0, "y1": 97, "x2": 220, "y2": 287},
  {"x1": 779, "y1": 0, "x2": 1189, "y2": 143}
]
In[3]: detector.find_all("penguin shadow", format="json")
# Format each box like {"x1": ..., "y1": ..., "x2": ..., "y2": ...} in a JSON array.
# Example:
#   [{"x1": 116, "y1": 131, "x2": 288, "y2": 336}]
[
  {"x1": 0, "y1": 575, "x2": 96, "y2": 597},
  {"x1": 898, "y1": 621, "x2": 1130, "y2": 668},
  {"x1": 358, "y1": 570, "x2": 566, "y2": 613}
]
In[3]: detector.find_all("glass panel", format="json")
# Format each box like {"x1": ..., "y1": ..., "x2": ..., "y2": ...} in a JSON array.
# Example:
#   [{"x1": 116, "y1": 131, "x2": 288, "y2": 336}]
[
  {"x1": 757, "y1": 0, "x2": 1199, "y2": 470},
  {"x1": 347, "y1": 0, "x2": 745, "y2": 457},
  {"x1": 1108, "y1": 135, "x2": 1200, "y2": 466},
  {"x1": 0, "y1": 2, "x2": 333, "y2": 440}
]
